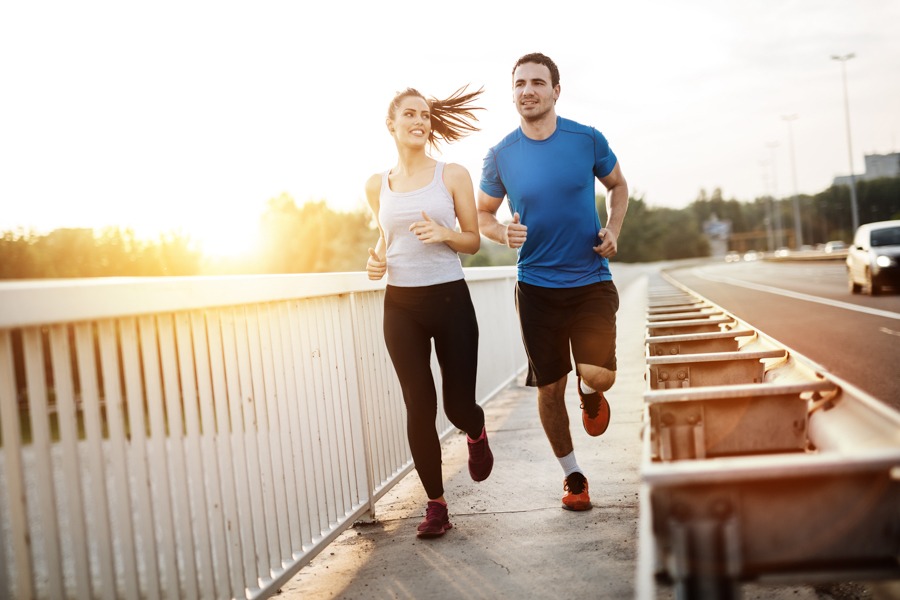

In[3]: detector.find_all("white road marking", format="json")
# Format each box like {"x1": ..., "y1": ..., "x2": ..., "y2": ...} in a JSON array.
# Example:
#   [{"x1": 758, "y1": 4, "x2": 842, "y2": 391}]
[
  {"x1": 880, "y1": 327, "x2": 900, "y2": 337},
  {"x1": 691, "y1": 267, "x2": 900, "y2": 321}
]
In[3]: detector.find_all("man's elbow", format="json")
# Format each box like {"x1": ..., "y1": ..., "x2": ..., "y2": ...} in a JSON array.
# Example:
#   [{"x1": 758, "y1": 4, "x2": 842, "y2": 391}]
[
  {"x1": 613, "y1": 180, "x2": 629, "y2": 202},
  {"x1": 477, "y1": 210, "x2": 496, "y2": 235}
]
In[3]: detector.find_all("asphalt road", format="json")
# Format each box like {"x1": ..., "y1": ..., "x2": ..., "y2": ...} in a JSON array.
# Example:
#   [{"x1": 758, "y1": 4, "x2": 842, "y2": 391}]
[{"x1": 662, "y1": 258, "x2": 900, "y2": 410}]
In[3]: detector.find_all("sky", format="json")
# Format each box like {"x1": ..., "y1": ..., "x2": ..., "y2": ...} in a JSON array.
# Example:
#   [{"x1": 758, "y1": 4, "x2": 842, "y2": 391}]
[{"x1": 2, "y1": 0, "x2": 899, "y2": 256}]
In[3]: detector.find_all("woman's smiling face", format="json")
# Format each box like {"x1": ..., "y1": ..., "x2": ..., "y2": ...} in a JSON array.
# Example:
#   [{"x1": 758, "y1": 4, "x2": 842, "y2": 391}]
[{"x1": 389, "y1": 95, "x2": 431, "y2": 147}]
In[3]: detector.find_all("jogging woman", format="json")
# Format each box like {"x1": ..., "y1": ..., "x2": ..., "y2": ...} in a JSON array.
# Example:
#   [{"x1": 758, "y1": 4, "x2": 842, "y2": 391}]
[{"x1": 365, "y1": 85, "x2": 493, "y2": 538}]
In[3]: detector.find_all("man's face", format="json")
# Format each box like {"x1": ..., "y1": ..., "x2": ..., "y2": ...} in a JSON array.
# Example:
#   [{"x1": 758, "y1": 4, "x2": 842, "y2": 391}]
[{"x1": 512, "y1": 62, "x2": 558, "y2": 121}]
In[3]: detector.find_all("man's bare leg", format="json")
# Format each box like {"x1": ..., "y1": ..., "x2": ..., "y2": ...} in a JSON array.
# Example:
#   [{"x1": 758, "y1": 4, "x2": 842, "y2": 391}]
[
  {"x1": 537, "y1": 375, "x2": 573, "y2": 457},
  {"x1": 577, "y1": 363, "x2": 615, "y2": 393}
]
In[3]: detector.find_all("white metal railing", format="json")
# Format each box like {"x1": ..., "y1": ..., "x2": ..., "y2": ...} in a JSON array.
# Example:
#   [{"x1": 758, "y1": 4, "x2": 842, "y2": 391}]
[{"x1": 0, "y1": 267, "x2": 526, "y2": 599}]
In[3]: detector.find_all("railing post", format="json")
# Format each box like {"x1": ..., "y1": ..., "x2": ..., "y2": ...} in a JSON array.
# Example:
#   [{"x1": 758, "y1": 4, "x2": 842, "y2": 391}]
[{"x1": 347, "y1": 292, "x2": 378, "y2": 521}]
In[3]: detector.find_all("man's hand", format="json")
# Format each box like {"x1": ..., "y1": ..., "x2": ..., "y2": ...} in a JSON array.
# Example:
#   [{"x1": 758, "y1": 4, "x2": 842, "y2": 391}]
[
  {"x1": 506, "y1": 212, "x2": 527, "y2": 248},
  {"x1": 593, "y1": 228, "x2": 618, "y2": 258}
]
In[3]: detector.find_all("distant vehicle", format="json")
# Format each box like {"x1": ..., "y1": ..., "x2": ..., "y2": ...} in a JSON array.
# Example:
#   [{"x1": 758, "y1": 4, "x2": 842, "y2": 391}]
[
  {"x1": 824, "y1": 240, "x2": 847, "y2": 253},
  {"x1": 846, "y1": 220, "x2": 900, "y2": 295},
  {"x1": 743, "y1": 250, "x2": 761, "y2": 262},
  {"x1": 774, "y1": 247, "x2": 791, "y2": 257},
  {"x1": 725, "y1": 251, "x2": 741, "y2": 263}
]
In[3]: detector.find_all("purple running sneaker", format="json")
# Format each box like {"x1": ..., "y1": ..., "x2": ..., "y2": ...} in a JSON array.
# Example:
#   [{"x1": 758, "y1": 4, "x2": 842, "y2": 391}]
[
  {"x1": 416, "y1": 501, "x2": 452, "y2": 538},
  {"x1": 467, "y1": 427, "x2": 494, "y2": 482}
]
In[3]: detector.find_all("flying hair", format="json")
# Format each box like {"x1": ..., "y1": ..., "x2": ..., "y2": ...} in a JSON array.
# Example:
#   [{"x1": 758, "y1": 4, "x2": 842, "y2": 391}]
[{"x1": 387, "y1": 85, "x2": 485, "y2": 150}]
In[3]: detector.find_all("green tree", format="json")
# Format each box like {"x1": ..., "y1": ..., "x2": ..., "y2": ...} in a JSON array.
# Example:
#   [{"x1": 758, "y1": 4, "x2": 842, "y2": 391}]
[
  {"x1": 256, "y1": 195, "x2": 375, "y2": 274},
  {"x1": 598, "y1": 195, "x2": 709, "y2": 263},
  {"x1": 0, "y1": 227, "x2": 202, "y2": 279},
  {"x1": 4, "y1": 176, "x2": 897, "y2": 278}
]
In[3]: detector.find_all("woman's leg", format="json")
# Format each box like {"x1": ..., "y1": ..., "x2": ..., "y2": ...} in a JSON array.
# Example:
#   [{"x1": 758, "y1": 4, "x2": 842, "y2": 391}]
[
  {"x1": 383, "y1": 289, "x2": 444, "y2": 500},
  {"x1": 432, "y1": 281, "x2": 484, "y2": 437}
]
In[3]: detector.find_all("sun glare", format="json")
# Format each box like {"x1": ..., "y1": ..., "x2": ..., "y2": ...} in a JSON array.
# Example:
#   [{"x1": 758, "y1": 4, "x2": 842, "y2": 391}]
[{"x1": 191, "y1": 221, "x2": 260, "y2": 260}]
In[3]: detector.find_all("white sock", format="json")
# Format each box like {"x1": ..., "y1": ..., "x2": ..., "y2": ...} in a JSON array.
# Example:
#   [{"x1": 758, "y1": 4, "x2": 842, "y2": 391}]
[
  {"x1": 580, "y1": 380, "x2": 597, "y2": 394},
  {"x1": 557, "y1": 451, "x2": 581, "y2": 477}
]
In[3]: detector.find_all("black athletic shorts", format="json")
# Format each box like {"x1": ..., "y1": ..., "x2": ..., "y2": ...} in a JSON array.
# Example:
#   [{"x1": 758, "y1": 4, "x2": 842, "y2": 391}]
[{"x1": 515, "y1": 280, "x2": 619, "y2": 387}]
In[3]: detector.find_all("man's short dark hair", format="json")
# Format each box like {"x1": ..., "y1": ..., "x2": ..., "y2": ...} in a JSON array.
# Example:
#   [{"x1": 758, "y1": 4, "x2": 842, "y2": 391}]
[{"x1": 512, "y1": 52, "x2": 560, "y2": 88}]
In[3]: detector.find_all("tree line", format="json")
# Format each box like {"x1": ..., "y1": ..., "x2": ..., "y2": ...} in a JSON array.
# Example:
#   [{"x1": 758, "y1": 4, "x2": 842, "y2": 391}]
[{"x1": 2, "y1": 177, "x2": 898, "y2": 279}]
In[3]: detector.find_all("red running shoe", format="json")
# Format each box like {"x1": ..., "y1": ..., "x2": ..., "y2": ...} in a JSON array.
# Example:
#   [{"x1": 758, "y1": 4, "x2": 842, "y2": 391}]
[
  {"x1": 578, "y1": 376, "x2": 611, "y2": 436},
  {"x1": 561, "y1": 471, "x2": 592, "y2": 511},
  {"x1": 467, "y1": 427, "x2": 494, "y2": 482},
  {"x1": 416, "y1": 501, "x2": 452, "y2": 538}
]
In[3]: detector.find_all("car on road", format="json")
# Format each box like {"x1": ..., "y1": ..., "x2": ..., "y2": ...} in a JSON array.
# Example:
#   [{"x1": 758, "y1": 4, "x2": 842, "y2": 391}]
[
  {"x1": 743, "y1": 250, "x2": 761, "y2": 261},
  {"x1": 824, "y1": 240, "x2": 847, "y2": 253},
  {"x1": 847, "y1": 220, "x2": 900, "y2": 295}
]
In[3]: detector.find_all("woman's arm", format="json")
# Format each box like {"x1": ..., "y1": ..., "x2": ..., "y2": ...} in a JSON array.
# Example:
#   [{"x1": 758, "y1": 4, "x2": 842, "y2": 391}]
[
  {"x1": 364, "y1": 173, "x2": 387, "y2": 279},
  {"x1": 409, "y1": 163, "x2": 481, "y2": 255}
]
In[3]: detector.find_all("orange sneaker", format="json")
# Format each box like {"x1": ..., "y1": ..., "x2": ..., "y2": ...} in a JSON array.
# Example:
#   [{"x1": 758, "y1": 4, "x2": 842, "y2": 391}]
[
  {"x1": 578, "y1": 376, "x2": 610, "y2": 436},
  {"x1": 562, "y1": 472, "x2": 592, "y2": 511}
]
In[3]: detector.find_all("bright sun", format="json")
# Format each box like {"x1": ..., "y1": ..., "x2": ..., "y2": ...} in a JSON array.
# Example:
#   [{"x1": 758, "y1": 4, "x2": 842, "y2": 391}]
[{"x1": 191, "y1": 220, "x2": 260, "y2": 259}]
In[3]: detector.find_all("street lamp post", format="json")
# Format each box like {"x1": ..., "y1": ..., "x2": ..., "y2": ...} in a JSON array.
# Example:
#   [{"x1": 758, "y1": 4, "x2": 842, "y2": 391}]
[
  {"x1": 759, "y1": 159, "x2": 775, "y2": 251},
  {"x1": 766, "y1": 141, "x2": 783, "y2": 248},
  {"x1": 782, "y1": 114, "x2": 804, "y2": 248},
  {"x1": 832, "y1": 53, "x2": 860, "y2": 232}
]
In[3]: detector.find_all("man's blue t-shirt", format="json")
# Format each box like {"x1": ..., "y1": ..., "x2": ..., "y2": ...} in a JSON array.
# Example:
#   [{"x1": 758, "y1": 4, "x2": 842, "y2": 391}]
[{"x1": 480, "y1": 116, "x2": 618, "y2": 288}]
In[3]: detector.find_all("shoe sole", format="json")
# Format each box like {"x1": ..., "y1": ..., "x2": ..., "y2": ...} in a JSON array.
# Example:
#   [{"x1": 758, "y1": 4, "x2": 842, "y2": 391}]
[
  {"x1": 470, "y1": 471, "x2": 492, "y2": 482},
  {"x1": 562, "y1": 501, "x2": 593, "y2": 511},
  {"x1": 416, "y1": 523, "x2": 453, "y2": 538}
]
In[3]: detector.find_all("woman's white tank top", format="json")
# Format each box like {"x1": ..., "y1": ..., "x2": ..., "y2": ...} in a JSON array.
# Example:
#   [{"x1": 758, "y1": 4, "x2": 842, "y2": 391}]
[{"x1": 379, "y1": 161, "x2": 464, "y2": 287}]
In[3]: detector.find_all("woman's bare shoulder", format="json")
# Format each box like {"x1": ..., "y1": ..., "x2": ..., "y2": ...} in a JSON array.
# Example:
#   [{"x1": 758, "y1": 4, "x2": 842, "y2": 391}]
[
  {"x1": 365, "y1": 172, "x2": 382, "y2": 193},
  {"x1": 443, "y1": 162, "x2": 473, "y2": 184}
]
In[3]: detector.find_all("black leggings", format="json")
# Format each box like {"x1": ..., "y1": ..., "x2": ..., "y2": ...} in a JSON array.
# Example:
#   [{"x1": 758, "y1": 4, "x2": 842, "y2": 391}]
[{"x1": 383, "y1": 279, "x2": 484, "y2": 500}]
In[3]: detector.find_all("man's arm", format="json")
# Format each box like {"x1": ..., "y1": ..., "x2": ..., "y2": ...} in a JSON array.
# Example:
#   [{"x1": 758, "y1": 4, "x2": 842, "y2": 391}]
[
  {"x1": 595, "y1": 162, "x2": 629, "y2": 258},
  {"x1": 477, "y1": 189, "x2": 527, "y2": 248}
]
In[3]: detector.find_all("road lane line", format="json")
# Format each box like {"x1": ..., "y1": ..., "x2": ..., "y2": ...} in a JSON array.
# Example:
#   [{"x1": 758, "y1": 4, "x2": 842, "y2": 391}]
[{"x1": 691, "y1": 267, "x2": 900, "y2": 321}]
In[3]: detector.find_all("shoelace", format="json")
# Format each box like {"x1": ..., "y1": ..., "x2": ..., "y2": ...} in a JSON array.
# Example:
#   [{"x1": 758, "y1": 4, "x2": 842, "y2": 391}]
[
  {"x1": 565, "y1": 473, "x2": 587, "y2": 495},
  {"x1": 580, "y1": 393, "x2": 601, "y2": 419},
  {"x1": 425, "y1": 502, "x2": 446, "y2": 523}
]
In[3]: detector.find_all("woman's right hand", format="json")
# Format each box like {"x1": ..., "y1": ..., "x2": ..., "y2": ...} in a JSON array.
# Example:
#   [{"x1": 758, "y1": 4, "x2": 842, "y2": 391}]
[{"x1": 366, "y1": 248, "x2": 386, "y2": 280}]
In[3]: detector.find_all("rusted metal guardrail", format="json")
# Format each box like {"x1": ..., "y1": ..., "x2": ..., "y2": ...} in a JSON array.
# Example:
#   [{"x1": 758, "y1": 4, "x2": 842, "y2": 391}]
[{"x1": 638, "y1": 272, "x2": 900, "y2": 599}]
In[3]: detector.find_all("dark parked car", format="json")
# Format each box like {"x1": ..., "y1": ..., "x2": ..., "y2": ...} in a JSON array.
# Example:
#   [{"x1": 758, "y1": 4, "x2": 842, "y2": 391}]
[{"x1": 847, "y1": 220, "x2": 900, "y2": 295}]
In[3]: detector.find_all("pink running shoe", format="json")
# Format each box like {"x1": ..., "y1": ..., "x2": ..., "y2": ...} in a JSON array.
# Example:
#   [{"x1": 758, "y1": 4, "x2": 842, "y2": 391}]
[
  {"x1": 416, "y1": 501, "x2": 452, "y2": 538},
  {"x1": 467, "y1": 427, "x2": 494, "y2": 482}
]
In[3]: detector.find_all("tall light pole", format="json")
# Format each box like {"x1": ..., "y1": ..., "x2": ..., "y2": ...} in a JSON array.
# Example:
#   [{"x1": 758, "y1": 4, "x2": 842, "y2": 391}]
[
  {"x1": 766, "y1": 141, "x2": 783, "y2": 248},
  {"x1": 782, "y1": 114, "x2": 804, "y2": 248},
  {"x1": 759, "y1": 159, "x2": 775, "y2": 251},
  {"x1": 832, "y1": 53, "x2": 860, "y2": 232}
]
